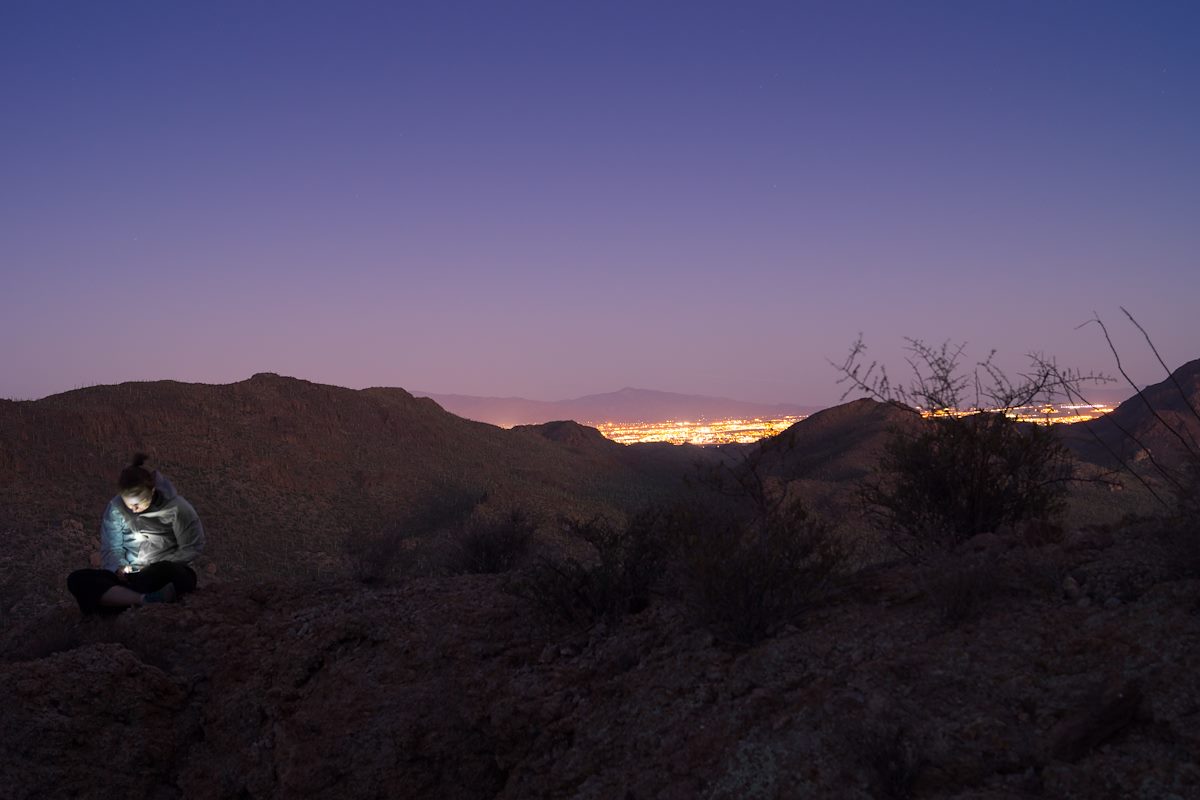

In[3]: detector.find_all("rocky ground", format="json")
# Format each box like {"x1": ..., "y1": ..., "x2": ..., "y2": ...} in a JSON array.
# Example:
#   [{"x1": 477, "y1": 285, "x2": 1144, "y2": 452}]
[{"x1": 3, "y1": 520, "x2": 1198, "y2": 800}]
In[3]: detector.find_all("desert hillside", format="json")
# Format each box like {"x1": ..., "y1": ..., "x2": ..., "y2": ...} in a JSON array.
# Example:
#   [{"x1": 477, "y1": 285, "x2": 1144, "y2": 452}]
[
  {"x1": 2, "y1": 371, "x2": 1198, "y2": 799},
  {"x1": 0, "y1": 373, "x2": 714, "y2": 608}
]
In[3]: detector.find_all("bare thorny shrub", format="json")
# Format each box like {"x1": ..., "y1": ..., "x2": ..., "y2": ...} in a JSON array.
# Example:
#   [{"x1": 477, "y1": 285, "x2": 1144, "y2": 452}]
[
  {"x1": 442, "y1": 508, "x2": 537, "y2": 575},
  {"x1": 509, "y1": 453, "x2": 852, "y2": 648},
  {"x1": 833, "y1": 336, "x2": 1107, "y2": 558},
  {"x1": 679, "y1": 445, "x2": 854, "y2": 647},
  {"x1": 1058, "y1": 308, "x2": 1200, "y2": 576},
  {"x1": 341, "y1": 522, "x2": 418, "y2": 585}
]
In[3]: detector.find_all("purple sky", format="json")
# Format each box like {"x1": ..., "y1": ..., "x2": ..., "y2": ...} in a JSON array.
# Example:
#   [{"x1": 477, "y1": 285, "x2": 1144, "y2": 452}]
[{"x1": 3, "y1": 2, "x2": 1197, "y2": 407}]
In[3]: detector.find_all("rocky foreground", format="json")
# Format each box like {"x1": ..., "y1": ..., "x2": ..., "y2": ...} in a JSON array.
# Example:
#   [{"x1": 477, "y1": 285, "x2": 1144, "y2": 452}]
[{"x1": 3, "y1": 524, "x2": 1199, "y2": 800}]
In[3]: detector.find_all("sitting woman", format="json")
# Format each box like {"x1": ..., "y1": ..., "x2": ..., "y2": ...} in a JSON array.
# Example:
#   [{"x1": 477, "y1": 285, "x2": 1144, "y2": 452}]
[{"x1": 68, "y1": 453, "x2": 206, "y2": 614}]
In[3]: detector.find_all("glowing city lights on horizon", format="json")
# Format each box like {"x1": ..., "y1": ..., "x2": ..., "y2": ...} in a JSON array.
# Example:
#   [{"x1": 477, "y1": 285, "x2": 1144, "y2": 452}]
[
  {"x1": 584, "y1": 403, "x2": 1115, "y2": 446},
  {"x1": 589, "y1": 417, "x2": 806, "y2": 446}
]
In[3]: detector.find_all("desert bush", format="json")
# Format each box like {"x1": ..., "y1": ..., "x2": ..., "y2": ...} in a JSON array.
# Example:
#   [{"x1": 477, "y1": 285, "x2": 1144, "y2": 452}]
[
  {"x1": 835, "y1": 337, "x2": 1095, "y2": 556},
  {"x1": 341, "y1": 524, "x2": 414, "y2": 585},
  {"x1": 679, "y1": 493, "x2": 849, "y2": 647},
  {"x1": 508, "y1": 509, "x2": 673, "y2": 624},
  {"x1": 863, "y1": 412, "x2": 1073, "y2": 555},
  {"x1": 678, "y1": 449, "x2": 852, "y2": 647},
  {"x1": 407, "y1": 482, "x2": 488, "y2": 536},
  {"x1": 1069, "y1": 310, "x2": 1200, "y2": 575},
  {"x1": 444, "y1": 509, "x2": 536, "y2": 575}
]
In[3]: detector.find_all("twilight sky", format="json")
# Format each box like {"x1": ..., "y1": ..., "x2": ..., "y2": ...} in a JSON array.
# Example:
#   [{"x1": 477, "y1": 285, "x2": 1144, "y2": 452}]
[{"x1": 2, "y1": 1, "x2": 1197, "y2": 407}]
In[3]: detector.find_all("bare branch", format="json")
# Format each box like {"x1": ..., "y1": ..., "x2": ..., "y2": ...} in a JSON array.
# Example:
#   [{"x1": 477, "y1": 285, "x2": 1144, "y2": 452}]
[
  {"x1": 1121, "y1": 306, "x2": 1200, "y2": 432},
  {"x1": 1030, "y1": 352, "x2": 1172, "y2": 509},
  {"x1": 1084, "y1": 313, "x2": 1197, "y2": 475}
]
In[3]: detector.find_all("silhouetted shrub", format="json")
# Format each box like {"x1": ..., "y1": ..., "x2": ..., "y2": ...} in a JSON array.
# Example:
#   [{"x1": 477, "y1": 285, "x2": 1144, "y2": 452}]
[
  {"x1": 508, "y1": 510, "x2": 673, "y2": 624},
  {"x1": 834, "y1": 337, "x2": 1092, "y2": 556},
  {"x1": 507, "y1": 558, "x2": 597, "y2": 625},
  {"x1": 1070, "y1": 310, "x2": 1200, "y2": 575},
  {"x1": 863, "y1": 413, "x2": 1073, "y2": 555},
  {"x1": 679, "y1": 493, "x2": 849, "y2": 647},
  {"x1": 674, "y1": 444, "x2": 853, "y2": 647},
  {"x1": 341, "y1": 524, "x2": 414, "y2": 585},
  {"x1": 407, "y1": 482, "x2": 488, "y2": 536},
  {"x1": 444, "y1": 509, "x2": 536, "y2": 575}
]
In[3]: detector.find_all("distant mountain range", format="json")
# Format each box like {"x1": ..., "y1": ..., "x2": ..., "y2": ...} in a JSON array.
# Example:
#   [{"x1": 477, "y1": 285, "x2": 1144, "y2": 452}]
[{"x1": 412, "y1": 387, "x2": 819, "y2": 427}]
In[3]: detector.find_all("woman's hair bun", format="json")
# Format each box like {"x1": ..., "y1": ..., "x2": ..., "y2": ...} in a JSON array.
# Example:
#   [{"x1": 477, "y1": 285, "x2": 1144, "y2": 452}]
[{"x1": 118, "y1": 453, "x2": 155, "y2": 492}]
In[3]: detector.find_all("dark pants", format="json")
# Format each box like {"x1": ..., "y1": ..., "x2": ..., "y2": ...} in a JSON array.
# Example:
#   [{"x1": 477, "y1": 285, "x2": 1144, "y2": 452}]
[{"x1": 67, "y1": 561, "x2": 198, "y2": 615}]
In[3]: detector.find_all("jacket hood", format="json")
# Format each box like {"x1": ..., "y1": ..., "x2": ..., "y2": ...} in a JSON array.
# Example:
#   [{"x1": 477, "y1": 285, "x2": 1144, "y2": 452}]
[{"x1": 152, "y1": 471, "x2": 178, "y2": 502}]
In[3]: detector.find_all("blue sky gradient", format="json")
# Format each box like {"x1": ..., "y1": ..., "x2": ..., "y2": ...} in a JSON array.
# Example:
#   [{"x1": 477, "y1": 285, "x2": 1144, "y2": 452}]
[{"x1": 3, "y1": 1, "x2": 1197, "y2": 405}]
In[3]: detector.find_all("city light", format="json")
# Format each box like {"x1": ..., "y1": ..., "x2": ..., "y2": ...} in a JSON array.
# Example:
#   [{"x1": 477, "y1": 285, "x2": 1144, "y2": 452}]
[
  {"x1": 920, "y1": 403, "x2": 1115, "y2": 425},
  {"x1": 588, "y1": 403, "x2": 1115, "y2": 446},
  {"x1": 588, "y1": 417, "x2": 806, "y2": 446}
]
